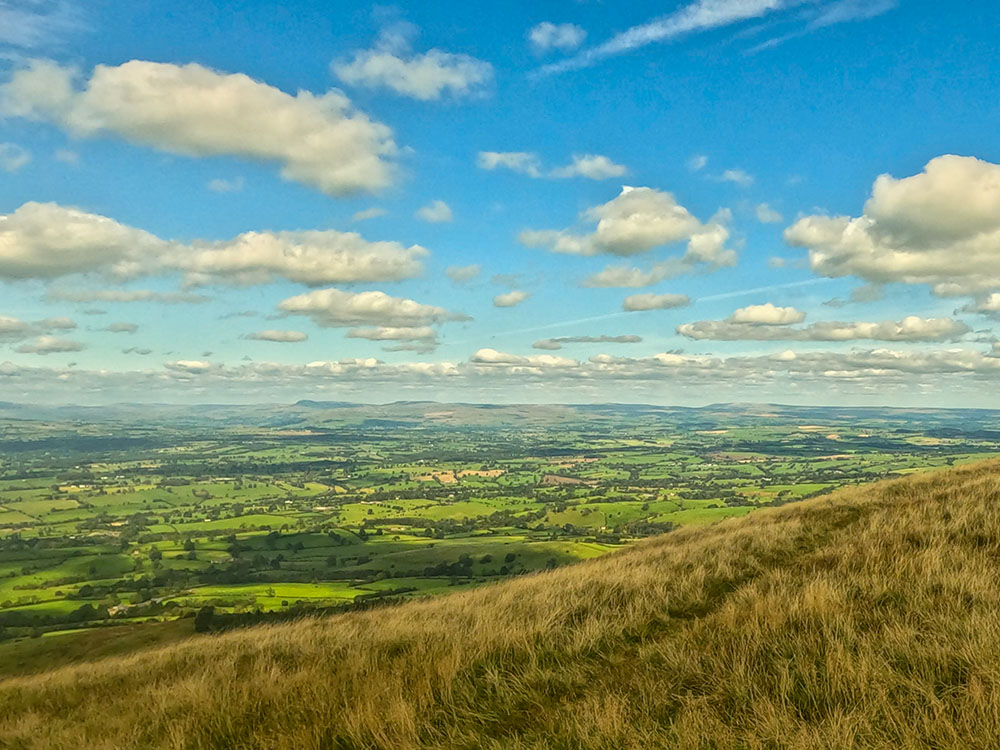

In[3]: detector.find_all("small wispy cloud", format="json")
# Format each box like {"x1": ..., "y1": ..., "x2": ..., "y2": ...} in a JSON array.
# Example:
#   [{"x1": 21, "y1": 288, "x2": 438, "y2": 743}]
[
  {"x1": 0, "y1": 0, "x2": 86, "y2": 51},
  {"x1": 540, "y1": 0, "x2": 791, "y2": 74},
  {"x1": 748, "y1": 0, "x2": 899, "y2": 53},
  {"x1": 538, "y1": 0, "x2": 900, "y2": 73}
]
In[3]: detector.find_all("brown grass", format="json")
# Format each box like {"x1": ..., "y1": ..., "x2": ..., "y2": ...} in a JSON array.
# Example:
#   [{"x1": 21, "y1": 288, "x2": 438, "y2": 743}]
[{"x1": 3, "y1": 460, "x2": 1000, "y2": 749}]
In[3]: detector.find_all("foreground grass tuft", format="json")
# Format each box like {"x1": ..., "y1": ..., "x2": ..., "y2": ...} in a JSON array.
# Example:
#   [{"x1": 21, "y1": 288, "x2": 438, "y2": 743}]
[{"x1": 3, "y1": 460, "x2": 1000, "y2": 749}]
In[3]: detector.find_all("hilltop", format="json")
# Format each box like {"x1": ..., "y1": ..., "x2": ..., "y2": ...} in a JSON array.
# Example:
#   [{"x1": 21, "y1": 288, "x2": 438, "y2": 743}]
[{"x1": 3, "y1": 460, "x2": 1000, "y2": 748}]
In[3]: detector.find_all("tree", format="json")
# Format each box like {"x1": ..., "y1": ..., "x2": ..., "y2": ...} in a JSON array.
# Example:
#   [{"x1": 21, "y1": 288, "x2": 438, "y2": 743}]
[{"x1": 193, "y1": 605, "x2": 215, "y2": 633}]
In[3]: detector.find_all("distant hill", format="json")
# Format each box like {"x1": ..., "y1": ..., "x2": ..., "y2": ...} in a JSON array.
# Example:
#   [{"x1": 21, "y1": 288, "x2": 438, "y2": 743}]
[
  {"x1": 2, "y1": 399, "x2": 1000, "y2": 433},
  {"x1": 3, "y1": 460, "x2": 1000, "y2": 748}
]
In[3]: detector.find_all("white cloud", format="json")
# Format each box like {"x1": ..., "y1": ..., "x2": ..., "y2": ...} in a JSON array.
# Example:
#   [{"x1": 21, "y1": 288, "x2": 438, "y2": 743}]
[
  {"x1": 446, "y1": 264, "x2": 481, "y2": 283},
  {"x1": 961, "y1": 294, "x2": 1000, "y2": 319},
  {"x1": 728, "y1": 303, "x2": 806, "y2": 326},
  {"x1": 678, "y1": 315, "x2": 970, "y2": 342},
  {"x1": 688, "y1": 154, "x2": 708, "y2": 172},
  {"x1": 0, "y1": 0, "x2": 85, "y2": 50},
  {"x1": 520, "y1": 187, "x2": 735, "y2": 272},
  {"x1": 0, "y1": 202, "x2": 427, "y2": 285},
  {"x1": 14, "y1": 335, "x2": 84, "y2": 354},
  {"x1": 207, "y1": 177, "x2": 244, "y2": 193},
  {"x1": 755, "y1": 203, "x2": 783, "y2": 223},
  {"x1": 0, "y1": 143, "x2": 30, "y2": 172},
  {"x1": 0, "y1": 315, "x2": 75, "y2": 343},
  {"x1": 623, "y1": 293, "x2": 692, "y2": 311},
  {"x1": 415, "y1": 200, "x2": 453, "y2": 223},
  {"x1": 105, "y1": 322, "x2": 138, "y2": 334},
  {"x1": 178, "y1": 230, "x2": 427, "y2": 287},
  {"x1": 6, "y1": 343, "x2": 1000, "y2": 403},
  {"x1": 333, "y1": 23, "x2": 492, "y2": 101},
  {"x1": 346, "y1": 326, "x2": 438, "y2": 353},
  {"x1": 278, "y1": 288, "x2": 468, "y2": 329},
  {"x1": 477, "y1": 151, "x2": 626, "y2": 180},
  {"x1": 528, "y1": 22, "x2": 587, "y2": 53},
  {"x1": 785, "y1": 155, "x2": 1000, "y2": 297},
  {"x1": 493, "y1": 290, "x2": 530, "y2": 308},
  {"x1": 47, "y1": 289, "x2": 210, "y2": 304},
  {"x1": 550, "y1": 154, "x2": 627, "y2": 180},
  {"x1": 0, "y1": 201, "x2": 168, "y2": 280},
  {"x1": 533, "y1": 335, "x2": 642, "y2": 350},
  {"x1": 352, "y1": 207, "x2": 387, "y2": 222},
  {"x1": 581, "y1": 258, "x2": 691, "y2": 288},
  {"x1": 2, "y1": 59, "x2": 396, "y2": 196},
  {"x1": 471, "y1": 348, "x2": 578, "y2": 369},
  {"x1": 244, "y1": 330, "x2": 308, "y2": 343},
  {"x1": 718, "y1": 168, "x2": 754, "y2": 187},
  {"x1": 476, "y1": 151, "x2": 543, "y2": 177},
  {"x1": 540, "y1": 0, "x2": 789, "y2": 73}
]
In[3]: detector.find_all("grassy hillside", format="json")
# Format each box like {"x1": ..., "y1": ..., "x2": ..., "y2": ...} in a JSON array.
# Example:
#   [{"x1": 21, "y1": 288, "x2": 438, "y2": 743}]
[{"x1": 3, "y1": 460, "x2": 1000, "y2": 749}]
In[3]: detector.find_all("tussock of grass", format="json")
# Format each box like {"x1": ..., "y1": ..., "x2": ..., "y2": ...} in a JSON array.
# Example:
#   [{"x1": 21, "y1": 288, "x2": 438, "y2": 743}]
[{"x1": 3, "y1": 461, "x2": 1000, "y2": 749}]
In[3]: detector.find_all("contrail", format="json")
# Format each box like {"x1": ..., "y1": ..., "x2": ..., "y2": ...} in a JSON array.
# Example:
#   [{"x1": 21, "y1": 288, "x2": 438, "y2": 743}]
[{"x1": 449, "y1": 277, "x2": 835, "y2": 345}]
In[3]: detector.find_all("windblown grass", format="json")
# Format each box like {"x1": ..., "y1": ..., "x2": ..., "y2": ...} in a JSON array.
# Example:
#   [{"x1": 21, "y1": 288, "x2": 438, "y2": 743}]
[{"x1": 3, "y1": 460, "x2": 1000, "y2": 749}]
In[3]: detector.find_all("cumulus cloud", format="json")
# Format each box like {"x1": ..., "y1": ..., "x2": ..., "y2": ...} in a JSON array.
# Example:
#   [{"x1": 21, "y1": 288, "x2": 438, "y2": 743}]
[
  {"x1": 333, "y1": 22, "x2": 492, "y2": 101},
  {"x1": 278, "y1": 288, "x2": 468, "y2": 330},
  {"x1": 0, "y1": 202, "x2": 169, "y2": 280},
  {"x1": 476, "y1": 151, "x2": 543, "y2": 177},
  {"x1": 352, "y1": 207, "x2": 387, "y2": 221},
  {"x1": 47, "y1": 288, "x2": 211, "y2": 304},
  {"x1": 493, "y1": 290, "x2": 530, "y2": 308},
  {"x1": 581, "y1": 259, "x2": 690, "y2": 288},
  {"x1": 0, "y1": 143, "x2": 30, "y2": 172},
  {"x1": 549, "y1": 154, "x2": 627, "y2": 180},
  {"x1": 718, "y1": 168, "x2": 754, "y2": 187},
  {"x1": 678, "y1": 315, "x2": 970, "y2": 342},
  {"x1": 470, "y1": 348, "x2": 578, "y2": 369},
  {"x1": 623, "y1": 293, "x2": 692, "y2": 311},
  {"x1": 446, "y1": 264, "x2": 481, "y2": 283},
  {"x1": 346, "y1": 325, "x2": 439, "y2": 353},
  {"x1": 533, "y1": 334, "x2": 642, "y2": 350},
  {"x1": 104, "y1": 322, "x2": 138, "y2": 334},
  {"x1": 0, "y1": 202, "x2": 427, "y2": 285},
  {"x1": 1, "y1": 59, "x2": 396, "y2": 196},
  {"x1": 756, "y1": 203, "x2": 783, "y2": 223},
  {"x1": 477, "y1": 151, "x2": 626, "y2": 180},
  {"x1": 14, "y1": 335, "x2": 84, "y2": 354},
  {"x1": 785, "y1": 155, "x2": 1000, "y2": 297},
  {"x1": 520, "y1": 186, "x2": 735, "y2": 270},
  {"x1": 0, "y1": 315, "x2": 75, "y2": 343},
  {"x1": 960, "y1": 294, "x2": 1000, "y2": 319},
  {"x1": 178, "y1": 230, "x2": 427, "y2": 286},
  {"x1": 415, "y1": 200, "x2": 453, "y2": 223},
  {"x1": 728, "y1": 303, "x2": 806, "y2": 326},
  {"x1": 346, "y1": 325, "x2": 437, "y2": 342},
  {"x1": 528, "y1": 22, "x2": 587, "y2": 53},
  {"x1": 244, "y1": 330, "x2": 308, "y2": 343},
  {"x1": 5, "y1": 343, "x2": 1000, "y2": 403}
]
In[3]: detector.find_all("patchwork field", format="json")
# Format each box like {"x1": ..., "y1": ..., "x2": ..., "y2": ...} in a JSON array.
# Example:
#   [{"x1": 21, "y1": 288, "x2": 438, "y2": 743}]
[{"x1": 1, "y1": 400, "x2": 998, "y2": 643}]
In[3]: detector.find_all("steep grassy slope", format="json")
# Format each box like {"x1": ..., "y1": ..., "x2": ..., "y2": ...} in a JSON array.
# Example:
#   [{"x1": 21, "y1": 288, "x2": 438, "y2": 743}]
[{"x1": 3, "y1": 461, "x2": 1000, "y2": 749}]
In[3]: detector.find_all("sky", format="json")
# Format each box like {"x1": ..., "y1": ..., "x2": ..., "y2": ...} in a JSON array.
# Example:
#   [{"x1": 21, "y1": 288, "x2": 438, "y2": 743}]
[{"x1": 0, "y1": 0, "x2": 999, "y2": 406}]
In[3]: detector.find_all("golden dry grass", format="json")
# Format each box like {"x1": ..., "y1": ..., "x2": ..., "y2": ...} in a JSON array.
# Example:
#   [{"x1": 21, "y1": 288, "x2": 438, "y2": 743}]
[{"x1": 3, "y1": 460, "x2": 1000, "y2": 749}]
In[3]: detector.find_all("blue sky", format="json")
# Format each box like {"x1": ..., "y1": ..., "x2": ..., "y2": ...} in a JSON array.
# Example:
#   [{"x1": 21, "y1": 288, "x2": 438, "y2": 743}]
[{"x1": 0, "y1": 0, "x2": 999, "y2": 405}]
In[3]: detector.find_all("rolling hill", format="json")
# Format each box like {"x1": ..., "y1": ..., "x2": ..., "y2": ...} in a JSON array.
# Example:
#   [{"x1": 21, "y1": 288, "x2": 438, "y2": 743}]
[{"x1": 3, "y1": 460, "x2": 1000, "y2": 749}]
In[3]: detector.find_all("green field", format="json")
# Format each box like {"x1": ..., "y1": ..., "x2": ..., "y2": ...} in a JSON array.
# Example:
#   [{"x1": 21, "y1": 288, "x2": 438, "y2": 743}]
[{"x1": 0, "y1": 400, "x2": 997, "y2": 641}]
